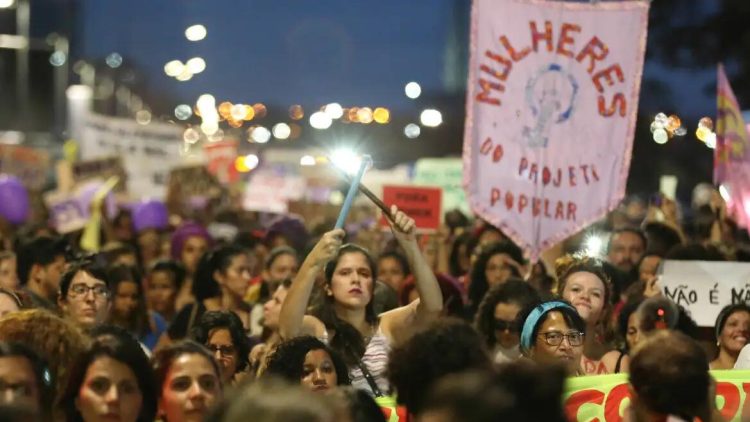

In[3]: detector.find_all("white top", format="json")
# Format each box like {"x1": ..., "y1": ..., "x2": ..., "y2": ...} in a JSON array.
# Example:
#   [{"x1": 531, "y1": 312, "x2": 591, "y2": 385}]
[{"x1": 734, "y1": 344, "x2": 750, "y2": 369}]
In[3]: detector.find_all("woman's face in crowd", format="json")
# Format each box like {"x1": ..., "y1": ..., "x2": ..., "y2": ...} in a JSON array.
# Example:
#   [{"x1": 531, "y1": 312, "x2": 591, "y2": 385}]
[
  {"x1": 266, "y1": 253, "x2": 298, "y2": 283},
  {"x1": 494, "y1": 301, "x2": 522, "y2": 349},
  {"x1": 0, "y1": 292, "x2": 19, "y2": 318},
  {"x1": 113, "y1": 281, "x2": 140, "y2": 320},
  {"x1": 720, "y1": 311, "x2": 750, "y2": 354},
  {"x1": 378, "y1": 256, "x2": 406, "y2": 292},
  {"x1": 148, "y1": 271, "x2": 177, "y2": 316},
  {"x1": 485, "y1": 253, "x2": 516, "y2": 287},
  {"x1": 301, "y1": 349, "x2": 337, "y2": 393},
  {"x1": 216, "y1": 254, "x2": 252, "y2": 299},
  {"x1": 0, "y1": 356, "x2": 40, "y2": 411},
  {"x1": 0, "y1": 257, "x2": 18, "y2": 290},
  {"x1": 206, "y1": 328, "x2": 239, "y2": 384},
  {"x1": 530, "y1": 311, "x2": 584, "y2": 375},
  {"x1": 626, "y1": 311, "x2": 641, "y2": 351},
  {"x1": 75, "y1": 356, "x2": 142, "y2": 422},
  {"x1": 262, "y1": 285, "x2": 288, "y2": 330},
  {"x1": 329, "y1": 252, "x2": 373, "y2": 309},
  {"x1": 561, "y1": 272, "x2": 606, "y2": 325},
  {"x1": 181, "y1": 236, "x2": 209, "y2": 274},
  {"x1": 159, "y1": 354, "x2": 220, "y2": 422}
]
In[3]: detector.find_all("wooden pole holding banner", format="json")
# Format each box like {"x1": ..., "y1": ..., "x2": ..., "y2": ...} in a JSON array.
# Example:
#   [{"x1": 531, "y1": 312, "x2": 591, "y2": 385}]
[{"x1": 334, "y1": 155, "x2": 371, "y2": 230}]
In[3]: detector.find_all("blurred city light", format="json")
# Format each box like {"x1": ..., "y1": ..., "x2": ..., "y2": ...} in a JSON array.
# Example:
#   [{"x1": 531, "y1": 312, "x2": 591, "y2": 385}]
[
  {"x1": 289, "y1": 105, "x2": 304, "y2": 120},
  {"x1": 49, "y1": 51, "x2": 66, "y2": 67},
  {"x1": 244, "y1": 154, "x2": 260, "y2": 170},
  {"x1": 135, "y1": 110, "x2": 152, "y2": 125},
  {"x1": 405, "y1": 82, "x2": 421, "y2": 99},
  {"x1": 185, "y1": 24, "x2": 207, "y2": 41},
  {"x1": 197, "y1": 94, "x2": 216, "y2": 111},
  {"x1": 175, "y1": 105, "x2": 192, "y2": 120},
  {"x1": 357, "y1": 107, "x2": 373, "y2": 124},
  {"x1": 404, "y1": 123, "x2": 421, "y2": 139},
  {"x1": 164, "y1": 60, "x2": 184, "y2": 77},
  {"x1": 230, "y1": 104, "x2": 247, "y2": 121},
  {"x1": 300, "y1": 155, "x2": 316, "y2": 166},
  {"x1": 330, "y1": 148, "x2": 363, "y2": 175},
  {"x1": 186, "y1": 57, "x2": 206, "y2": 74},
  {"x1": 272, "y1": 123, "x2": 291, "y2": 140},
  {"x1": 201, "y1": 121, "x2": 219, "y2": 135},
  {"x1": 373, "y1": 107, "x2": 390, "y2": 124},
  {"x1": 175, "y1": 69, "x2": 193, "y2": 81},
  {"x1": 0, "y1": 0, "x2": 15, "y2": 8},
  {"x1": 183, "y1": 128, "x2": 200, "y2": 144},
  {"x1": 310, "y1": 111, "x2": 332, "y2": 129},
  {"x1": 251, "y1": 126, "x2": 271, "y2": 143},
  {"x1": 324, "y1": 103, "x2": 344, "y2": 119},
  {"x1": 106, "y1": 53, "x2": 123, "y2": 68},
  {"x1": 66, "y1": 85, "x2": 93, "y2": 101},
  {"x1": 420, "y1": 109, "x2": 442, "y2": 127},
  {"x1": 583, "y1": 233, "x2": 604, "y2": 258}
]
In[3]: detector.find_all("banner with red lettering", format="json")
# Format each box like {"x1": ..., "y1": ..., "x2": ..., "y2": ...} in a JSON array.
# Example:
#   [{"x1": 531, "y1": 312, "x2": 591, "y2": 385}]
[
  {"x1": 564, "y1": 371, "x2": 750, "y2": 422},
  {"x1": 464, "y1": 0, "x2": 649, "y2": 260}
]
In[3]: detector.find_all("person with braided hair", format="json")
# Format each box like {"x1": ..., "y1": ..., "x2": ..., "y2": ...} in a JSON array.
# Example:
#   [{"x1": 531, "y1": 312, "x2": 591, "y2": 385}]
[{"x1": 555, "y1": 255, "x2": 628, "y2": 374}]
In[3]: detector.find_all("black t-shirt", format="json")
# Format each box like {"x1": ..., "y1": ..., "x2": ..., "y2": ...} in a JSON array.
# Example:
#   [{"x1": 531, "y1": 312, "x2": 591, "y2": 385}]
[{"x1": 167, "y1": 302, "x2": 207, "y2": 340}]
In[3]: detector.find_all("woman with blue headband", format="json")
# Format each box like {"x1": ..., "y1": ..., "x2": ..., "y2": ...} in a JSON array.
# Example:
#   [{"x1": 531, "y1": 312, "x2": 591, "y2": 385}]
[{"x1": 517, "y1": 300, "x2": 586, "y2": 375}]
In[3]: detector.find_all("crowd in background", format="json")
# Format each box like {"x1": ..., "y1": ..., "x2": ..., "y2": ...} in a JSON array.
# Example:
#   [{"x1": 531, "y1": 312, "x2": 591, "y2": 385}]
[{"x1": 0, "y1": 179, "x2": 746, "y2": 421}]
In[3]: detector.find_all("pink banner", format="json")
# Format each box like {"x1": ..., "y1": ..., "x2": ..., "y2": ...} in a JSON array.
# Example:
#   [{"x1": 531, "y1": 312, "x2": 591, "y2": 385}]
[
  {"x1": 463, "y1": 0, "x2": 649, "y2": 260},
  {"x1": 715, "y1": 64, "x2": 750, "y2": 228}
]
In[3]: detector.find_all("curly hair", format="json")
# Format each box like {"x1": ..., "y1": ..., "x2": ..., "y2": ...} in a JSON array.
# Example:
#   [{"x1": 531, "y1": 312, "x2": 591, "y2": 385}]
[
  {"x1": 387, "y1": 318, "x2": 492, "y2": 415},
  {"x1": 60, "y1": 333, "x2": 157, "y2": 422},
  {"x1": 554, "y1": 255, "x2": 613, "y2": 335},
  {"x1": 474, "y1": 278, "x2": 540, "y2": 349},
  {"x1": 0, "y1": 309, "x2": 90, "y2": 415},
  {"x1": 467, "y1": 241, "x2": 524, "y2": 316},
  {"x1": 263, "y1": 336, "x2": 350, "y2": 386},
  {"x1": 190, "y1": 310, "x2": 250, "y2": 373}
]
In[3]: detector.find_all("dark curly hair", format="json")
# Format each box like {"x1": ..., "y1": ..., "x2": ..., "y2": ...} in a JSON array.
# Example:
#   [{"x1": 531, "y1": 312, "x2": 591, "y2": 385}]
[
  {"x1": 387, "y1": 318, "x2": 492, "y2": 415},
  {"x1": 316, "y1": 244, "x2": 378, "y2": 366},
  {"x1": 263, "y1": 336, "x2": 350, "y2": 386},
  {"x1": 61, "y1": 333, "x2": 157, "y2": 422},
  {"x1": 190, "y1": 311, "x2": 250, "y2": 373},
  {"x1": 467, "y1": 241, "x2": 524, "y2": 316},
  {"x1": 474, "y1": 278, "x2": 540, "y2": 349}
]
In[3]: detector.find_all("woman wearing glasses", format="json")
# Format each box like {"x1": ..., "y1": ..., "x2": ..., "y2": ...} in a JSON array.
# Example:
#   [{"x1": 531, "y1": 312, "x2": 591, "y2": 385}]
[
  {"x1": 555, "y1": 256, "x2": 628, "y2": 374},
  {"x1": 518, "y1": 300, "x2": 586, "y2": 375},
  {"x1": 58, "y1": 261, "x2": 112, "y2": 331},
  {"x1": 474, "y1": 278, "x2": 540, "y2": 364},
  {"x1": 189, "y1": 311, "x2": 249, "y2": 385}
]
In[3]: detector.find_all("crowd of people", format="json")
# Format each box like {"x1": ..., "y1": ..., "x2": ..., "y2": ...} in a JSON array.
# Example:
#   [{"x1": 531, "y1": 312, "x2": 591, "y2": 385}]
[{"x1": 0, "y1": 179, "x2": 746, "y2": 421}]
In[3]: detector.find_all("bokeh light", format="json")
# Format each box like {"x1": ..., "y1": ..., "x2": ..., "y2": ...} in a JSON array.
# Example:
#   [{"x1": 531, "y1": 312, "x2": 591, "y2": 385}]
[
  {"x1": 272, "y1": 123, "x2": 291, "y2": 140},
  {"x1": 420, "y1": 109, "x2": 442, "y2": 127},
  {"x1": 324, "y1": 103, "x2": 344, "y2": 119},
  {"x1": 105, "y1": 53, "x2": 123, "y2": 68},
  {"x1": 309, "y1": 111, "x2": 333, "y2": 129},
  {"x1": 405, "y1": 82, "x2": 421, "y2": 99},
  {"x1": 49, "y1": 51, "x2": 66, "y2": 67},
  {"x1": 244, "y1": 154, "x2": 260, "y2": 170},
  {"x1": 289, "y1": 123, "x2": 302, "y2": 139},
  {"x1": 289, "y1": 105, "x2": 304, "y2": 120},
  {"x1": 183, "y1": 127, "x2": 200, "y2": 144},
  {"x1": 164, "y1": 60, "x2": 184, "y2": 77},
  {"x1": 404, "y1": 123, "x2": 421, "y2": 139},
  {"x1": 135, "y1": 110, "x2": 151, "y2": 125},
  {"x1": 186, "y1": 57, "x2": 206, "y2": 74},
  {"x1": 218, "y1": 102, "x2": 233, "y2": 119},
  {"x1": 175, "y1": 104, "x2": 193, "y2": 120},
  {"x1": 230, "y1": 104, "x2": 247, "y2": 121},
  {"x1": 300, "y1": 155, "x2": 316, "y2": 166},
  {"x1": 185, "y1": 25, "x2": 207, "y2": 41},
  {"x1": 373, "y1": 107, "x2": 390, "y2": 124},
  {"x1": 357, "y1": 107, "x2": 373, "y2": 124},
  {"x1": 253, "y1": 103, "x2": 267, "y2": 119},
  {"x1": 251, "y1": 126, "x2": 271, "y2": 143}
]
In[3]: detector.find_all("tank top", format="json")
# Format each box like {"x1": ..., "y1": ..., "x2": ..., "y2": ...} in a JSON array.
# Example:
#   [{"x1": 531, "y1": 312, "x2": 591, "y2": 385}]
[{"x1": 321, "y1": 326, "x2": 391, "y2": 396}]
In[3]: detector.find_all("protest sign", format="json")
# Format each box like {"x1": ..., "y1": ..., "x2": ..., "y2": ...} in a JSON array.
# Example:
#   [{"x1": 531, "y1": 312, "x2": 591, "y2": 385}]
[
  {"x1": 166, "y1": 165, "x2": 224, "y2": 214},
  {"x1": 80, "y1": 113, "x2": 184, "y2": 198},
  {"x1": 464, "y1": 0, "x2": 649, "y2": 260},
  {"x1": 380, "y1": 185, "x2": 442, "y2": 231},
  {"x1": 564, "y1": 370, "x2": 750, "y2": 422},
  {"x1": 0, "y1": 145, "x2": 50, "y2": 190},
  {"x1": 72, "y1": 157, "x2": 128, "y2": 192},
  {"x1": 243, "y1": 169, "x2": 306, "y2": 214},
  {"x1": 659, "y1": 260, "x2": 750, "y2": 327},
  {"x1": 203, "y1": 139, "x2": 239, "y2": 185},
  {"x1": 413, "y1": 158, "x2": 469, "y2": 215}
]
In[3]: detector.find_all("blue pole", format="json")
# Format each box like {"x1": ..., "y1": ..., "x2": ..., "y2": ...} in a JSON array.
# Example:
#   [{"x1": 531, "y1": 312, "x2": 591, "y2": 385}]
[{"x1": 334, "y1": 158, "x2": 369, "y2": 230}]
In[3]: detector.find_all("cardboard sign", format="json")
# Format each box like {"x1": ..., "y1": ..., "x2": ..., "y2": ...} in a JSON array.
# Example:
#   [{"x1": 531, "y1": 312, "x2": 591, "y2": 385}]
[
  {"x1": 44, "y1": 190, "x2": 89, "y2": 234},
  {"x1": 659, "y1": 260, "x2": 750, "y2": 327},
  {"x1": 564, "y1": 371, "x2": 750, "y2": 422},
  {"x1": 166, "y1": 165, "x2": 224, "y2": 214},
  {"x1": 243, "y1": 170, "x2": 307, "y2": 214},
  {"x1": 0, "y1": 145, "x2": 50, "y2": 190},
  {"x1": 72, "y1": 157, "x2": 128, "y2": 193},
  {"x1": 463, "y1": 0, "x2": 649, "y2": 260},
  {"x1": 380, "y1": 185, "x2": 442, "y2": 231}
]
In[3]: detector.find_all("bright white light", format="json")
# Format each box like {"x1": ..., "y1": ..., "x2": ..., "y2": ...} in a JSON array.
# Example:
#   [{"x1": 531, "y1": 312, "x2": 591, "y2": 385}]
[
  {"x1": 135, "y1": 110, "x2": 151, "y2": 125},
  {"x1": 185, "y1": 25, "x2": 207, "y2": 41},
  {"x1": 183, "y1": 128, "x2": 201, "y2": 144},
  {"x1": 230, "y1": 104, "x2": 247, "y2": 121},
  {"x1": 705, "y1": 132, "x2": 717, "y2": 149},
  {"x1": 66, "y1": 85, "x2": 93, "y2": 101},
  {"x1": 186, "y1": 57, "x2": 206, "y2": 74},
  {"x1": 300, "y1": 155, "x2": 316, "y2": 166},
  {"x1": 330, "y1": 149, "x2": 363, "y2": 175},
  {"x1": 201, "y1": 121, "x2": 219, "y2": 136},
  {"x1": 175, "y1": 104, "x2": 193, "y2": 120},
  {"x1": 404, "y1": 123, "x2": 421, "y2": 139},
  {"x1": 105, "y1": 53, "x2": 123, "y2": 68},
  {"x1": 0, "y1": 0, "x2": 16, "y2": 8},
  {"x1": 324, "y1": 103, "x2": 344, "y2": 119},
  {"x1": 251, "y1": 126, "x2": 271, "y2": 143},
  {"x1": 719, "y1": 184, "x2": 731, "y2": 202},
  {"x1": 272, "y1": 123, "x2": 291, "y2": 140},
  {"x1": 244, "y1": 154, "x2": 260, "y2": 170},
  {"x1": 329, "y1": 191, "x2": 345, "y2": 206},
  {"x1": 49, "y1": 51, "x2": 66, "y2": 67},
  {"x1": 405, "y1": 82, "x2": 421, "y2": 99},
  {"x1": 164, "y1": 60, "x2": 184, "y2": 77},
  {"x1": 583, "y1": 234, "x2": 604, "y2": 258},
  {"x1": 175, "y1": 69, "x2": 193, "y2": 81},
  {"x1": 197, "y1": 94, "x2": 216, "y2": 110},
  {"x1": 420, "y1": 109, "x2": 442, "y2": 127},
  {"x1": 309, "y1": 111, "x2": 333, "y2": 129}
]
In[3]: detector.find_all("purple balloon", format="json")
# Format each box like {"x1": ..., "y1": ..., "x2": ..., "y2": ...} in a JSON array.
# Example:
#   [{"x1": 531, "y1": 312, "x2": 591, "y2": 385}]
[
  {"x1": 132, "y1": 199, "x2": 168, "y2": 232},
  {"x1": 0, "y1": 175, "x2": 29, "y2": 225}
]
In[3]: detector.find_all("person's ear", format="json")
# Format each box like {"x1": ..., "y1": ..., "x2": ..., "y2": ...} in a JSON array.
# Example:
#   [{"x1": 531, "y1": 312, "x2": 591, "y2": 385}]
[
  {"x1": 57, "y1": 294, "x2": 66, "y2": 312},
  {"x1": 29, "y1": 263, "x2": 43, "y2": 283},
  {"x1": 213, "y1": 269, "x2": 225, "y2": 285}
]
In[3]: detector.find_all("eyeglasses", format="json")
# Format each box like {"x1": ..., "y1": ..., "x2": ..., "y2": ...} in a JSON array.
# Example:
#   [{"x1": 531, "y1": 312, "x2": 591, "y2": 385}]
[
  {"x1": 207, "y1": 344, "x2": 236, "y2": 357},
  {"x1": 69, "y1": 284, "x2": 109, "y2": 299},
  {"x1": 538, "y1": 331, "x2": 584, "y2": 347},
  {"x1": 494, "y1": 320, "x2": 518, "y2": 333}
]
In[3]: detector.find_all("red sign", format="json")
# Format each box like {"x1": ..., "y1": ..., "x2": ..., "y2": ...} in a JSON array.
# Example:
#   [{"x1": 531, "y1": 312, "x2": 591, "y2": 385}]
[{"x1": 380, "y1": 185, "x2": 442, "y2": 231}]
